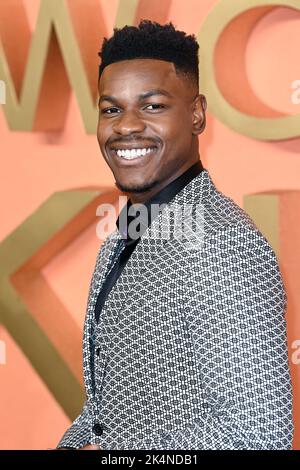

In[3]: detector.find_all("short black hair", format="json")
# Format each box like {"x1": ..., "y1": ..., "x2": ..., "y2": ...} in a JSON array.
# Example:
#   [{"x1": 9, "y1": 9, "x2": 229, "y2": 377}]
[{"x1": 98, "y1": 20, "x2": 199, "y2": 89}]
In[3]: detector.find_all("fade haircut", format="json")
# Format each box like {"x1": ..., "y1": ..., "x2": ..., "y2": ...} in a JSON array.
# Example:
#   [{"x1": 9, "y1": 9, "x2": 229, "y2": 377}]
[{"x1": 98, "y1": 20, "x2": 200, "y2": 90}]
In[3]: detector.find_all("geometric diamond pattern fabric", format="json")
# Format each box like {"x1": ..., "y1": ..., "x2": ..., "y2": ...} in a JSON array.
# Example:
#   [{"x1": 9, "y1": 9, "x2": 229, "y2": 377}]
[{"x1": 57, "y1": 169, "x2": 293, "y2": 449}]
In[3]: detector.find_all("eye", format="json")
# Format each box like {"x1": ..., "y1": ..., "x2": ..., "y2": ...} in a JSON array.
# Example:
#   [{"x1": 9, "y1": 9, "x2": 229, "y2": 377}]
[
  {"x1": 101, "y1": 107, "x2": 120, "y2": 114},
  {"x1": 145, "y1": 104, "x2": 166, "y2": 111}
]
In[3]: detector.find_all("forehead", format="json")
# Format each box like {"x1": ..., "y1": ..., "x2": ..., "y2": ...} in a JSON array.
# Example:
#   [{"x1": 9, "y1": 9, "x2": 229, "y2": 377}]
[{"x1": 98, "y1": 58, "x2": 191, "y2": 99}]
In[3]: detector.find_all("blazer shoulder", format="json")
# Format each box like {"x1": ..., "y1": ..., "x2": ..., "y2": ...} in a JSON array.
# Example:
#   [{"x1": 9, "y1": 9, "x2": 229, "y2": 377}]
[
  {"x1": 203, "y1": 183, "x2": 259, "y2": 236},
  {"x1": 93, "y1": 229, "x2": 120, "y2": 269},
  {"x1": 198, "y1": 178, "x2": 279, "y2": 261}
]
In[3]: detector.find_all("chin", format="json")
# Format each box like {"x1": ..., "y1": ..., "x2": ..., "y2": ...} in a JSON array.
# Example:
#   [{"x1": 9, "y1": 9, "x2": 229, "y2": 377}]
[{"x1": 115, "y1": 179, "x2": 158, "y2": 194}]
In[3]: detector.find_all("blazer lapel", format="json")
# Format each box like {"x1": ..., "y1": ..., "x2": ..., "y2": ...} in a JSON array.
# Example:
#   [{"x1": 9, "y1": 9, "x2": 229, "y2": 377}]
[{"x1": 83, "y1": 229, "x2": 124, "y2": 400}]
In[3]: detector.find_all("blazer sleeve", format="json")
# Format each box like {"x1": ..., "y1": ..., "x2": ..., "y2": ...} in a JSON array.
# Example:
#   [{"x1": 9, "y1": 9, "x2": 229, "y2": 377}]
[
  {"x1": 117, "y1": 223, "x2": 294, "y2": 450},
  {"x1": 171, "y1": 223, "x2": 294, "y2": 449},
  {"x1": 56, "y1": 400, "x2": 93, "y2": 449}
]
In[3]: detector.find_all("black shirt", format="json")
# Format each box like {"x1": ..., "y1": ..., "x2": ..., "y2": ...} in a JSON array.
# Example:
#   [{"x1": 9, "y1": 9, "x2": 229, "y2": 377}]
[{"x1": 94, "y1": 160, "x2": 204, "y2": 323}]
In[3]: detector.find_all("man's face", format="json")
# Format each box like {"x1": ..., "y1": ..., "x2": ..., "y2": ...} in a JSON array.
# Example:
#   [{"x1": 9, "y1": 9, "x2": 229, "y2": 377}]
[{"x1": 97, "y1": 58, "x2": 205, "y2": 201}]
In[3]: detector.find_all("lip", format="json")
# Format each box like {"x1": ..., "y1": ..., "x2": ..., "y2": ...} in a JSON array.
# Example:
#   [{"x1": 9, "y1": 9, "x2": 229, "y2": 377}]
[{"x1": 108, "y1": 145, "x2": 159, "y2": 166}]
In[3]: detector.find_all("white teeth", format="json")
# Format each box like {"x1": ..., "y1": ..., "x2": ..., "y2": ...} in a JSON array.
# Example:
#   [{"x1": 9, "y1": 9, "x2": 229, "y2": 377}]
[{"x1": 115, "y1": 147, "x2": 155, "y2": 159}]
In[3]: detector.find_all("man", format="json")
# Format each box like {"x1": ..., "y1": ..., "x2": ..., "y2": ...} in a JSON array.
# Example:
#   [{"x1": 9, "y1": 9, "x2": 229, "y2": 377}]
[{"x1": 57, "y1": 20, "x2": 293, "y2": 450}]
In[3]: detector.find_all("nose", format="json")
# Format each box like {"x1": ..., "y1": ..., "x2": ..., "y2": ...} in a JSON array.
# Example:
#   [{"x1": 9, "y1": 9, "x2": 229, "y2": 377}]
[{"x1": 112, "y1": 109, "x2": 146, "y2": 135}]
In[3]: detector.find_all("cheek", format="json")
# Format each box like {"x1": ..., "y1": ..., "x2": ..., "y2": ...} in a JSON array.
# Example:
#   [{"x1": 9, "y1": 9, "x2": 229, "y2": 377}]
[
  {"x1": 97, "y1": 120, "x2": 110, "y2": 146},
  {"x1": 154, "y1": 109, "x2": 191, "y2": 141}
]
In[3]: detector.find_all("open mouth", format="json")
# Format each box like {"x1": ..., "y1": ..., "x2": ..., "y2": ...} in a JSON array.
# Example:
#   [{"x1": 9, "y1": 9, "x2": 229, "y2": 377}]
[{"x1": 110, "y1": 146, "x2": 158, "y2": 161}]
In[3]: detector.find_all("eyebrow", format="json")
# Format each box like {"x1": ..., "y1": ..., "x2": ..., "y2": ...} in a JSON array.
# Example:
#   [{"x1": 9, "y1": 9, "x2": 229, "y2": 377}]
[{"x1": 98, "y1": 89, "x2": 173, "y2": 106}]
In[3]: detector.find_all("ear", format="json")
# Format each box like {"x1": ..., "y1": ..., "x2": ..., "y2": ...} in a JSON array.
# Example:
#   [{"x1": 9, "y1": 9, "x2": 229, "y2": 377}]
[{"x1": 191, "y1": 94, "x2": 207, "y2": 135}]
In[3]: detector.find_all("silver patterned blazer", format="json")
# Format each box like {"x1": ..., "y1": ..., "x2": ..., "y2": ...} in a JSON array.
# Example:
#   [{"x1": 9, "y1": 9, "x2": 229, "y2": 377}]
[{"x1": 57, "y1": 168, "x2": 294, "y2": 450}]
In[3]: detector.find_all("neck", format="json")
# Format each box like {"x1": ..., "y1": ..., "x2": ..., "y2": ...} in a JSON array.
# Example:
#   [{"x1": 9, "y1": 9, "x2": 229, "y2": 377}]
[{"x1": 127, "y1": 158, "x2": 202, "y2": 205}]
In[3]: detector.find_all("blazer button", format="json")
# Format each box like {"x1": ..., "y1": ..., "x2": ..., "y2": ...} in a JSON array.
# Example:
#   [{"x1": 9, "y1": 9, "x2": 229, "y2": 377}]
[
  {"x1": 95, "y1": 347, "x2": 100, "y2": 356},
  {"x1": 92, "y1": 423, "x2": 103, "y2": 436}
]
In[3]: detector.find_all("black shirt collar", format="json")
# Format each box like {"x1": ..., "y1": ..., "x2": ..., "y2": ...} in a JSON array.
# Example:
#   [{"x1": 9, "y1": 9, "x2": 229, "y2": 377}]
[{"x1": 116, "y1": 160, "x2": 204, "y2": 245}]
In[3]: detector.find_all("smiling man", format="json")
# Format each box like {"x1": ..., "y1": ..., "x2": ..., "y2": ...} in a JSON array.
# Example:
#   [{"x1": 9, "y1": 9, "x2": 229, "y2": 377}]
[
  {"x1": 97, "y1": 53, "x2": 205, "y2": 204},
  {"x1": 57, "y1": 20, "x2": 293, "y2": 450}
]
